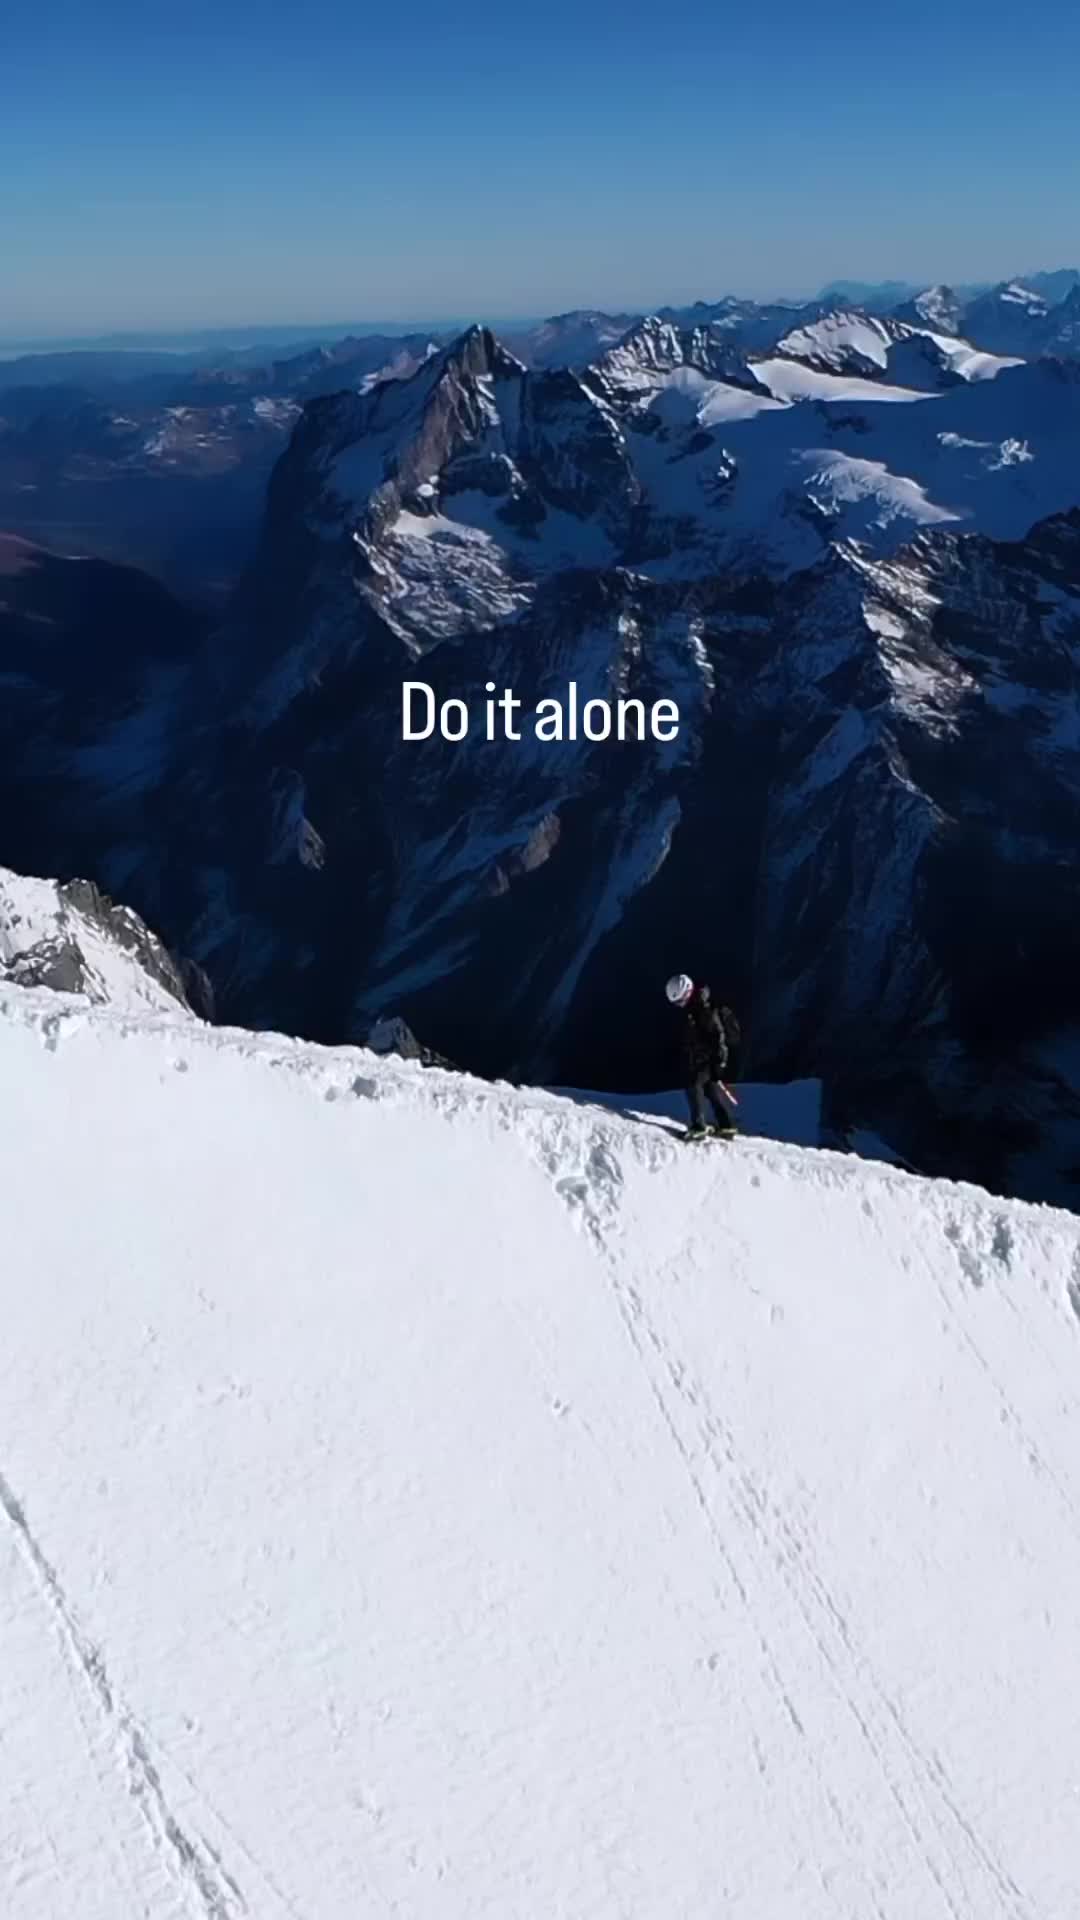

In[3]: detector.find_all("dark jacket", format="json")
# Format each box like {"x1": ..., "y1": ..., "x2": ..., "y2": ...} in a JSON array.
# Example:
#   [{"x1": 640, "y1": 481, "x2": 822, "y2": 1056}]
[{"x1": 682, "y1": 985, "x2": 729, "y2": 1080}]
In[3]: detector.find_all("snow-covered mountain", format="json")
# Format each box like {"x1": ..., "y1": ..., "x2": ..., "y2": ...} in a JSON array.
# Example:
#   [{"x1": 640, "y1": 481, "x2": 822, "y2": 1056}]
[
  {"x1": 5, "y1": 278, "x2": 1079, "y2": 598},
  {"x1": 503, "y1": 307, "x2": 640, "y2": 368},
  {"x1": 4, "y1": 310, "x2": 1080, "y2": 1204},
  {"x1": 768, "y1": 308, "x2": 1021, "y2": 387},
  {"x1": 295, "y1": 319, "x2": 1080, "y2": 597},
  {"x1": 891, "y1": 284, "x2": 964, "y2": 336},
  {"x1": 1023, "y1": 267, "x2": 1080, "y2": 305},
  {"x1": 952, "y1": 281, "x2": 1052, "y2": 356},
  {"x1": 838, "y1": 275, "x2": 1080, "y2": 359},
  {"x1": 4, "y1": 978, "x2": 1080, "y2": 1917},
  {"x1": 789, "y1": 275, "x2": 1080, "y2": 363},
  {"x1": 0, "y1": 866, "x2": 194, "y2": 1014},
  {"x1": 1041, "y1": 283, "x2": 1080, "y2": 356},
  {"x1": 656, "y1": 294, "x2": 829, "y2": 350}
]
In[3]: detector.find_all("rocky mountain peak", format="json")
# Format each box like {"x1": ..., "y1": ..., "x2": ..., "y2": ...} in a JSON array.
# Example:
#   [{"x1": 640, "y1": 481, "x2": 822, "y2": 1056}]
[
  {"x1": 893, "y1": 285, "x2": 963, "y2": 336},
  {"x1": 0, "y1": 868, "x2": 196, "y2": 1016}
]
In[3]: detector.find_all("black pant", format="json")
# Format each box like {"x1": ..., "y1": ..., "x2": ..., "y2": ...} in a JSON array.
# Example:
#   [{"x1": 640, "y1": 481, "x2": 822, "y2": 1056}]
[{"x1": 687, "y1": 1070, "x2": 734, "y2": 1129}]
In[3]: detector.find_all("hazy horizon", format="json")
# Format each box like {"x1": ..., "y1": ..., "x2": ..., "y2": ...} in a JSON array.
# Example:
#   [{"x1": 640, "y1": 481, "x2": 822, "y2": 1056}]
[
  {"x1": 2, "y1": 263, "x2": 1078, "y2": 359},
  {"x1": 7, "y1": 0, "x2": 1080, "y2": 340}
]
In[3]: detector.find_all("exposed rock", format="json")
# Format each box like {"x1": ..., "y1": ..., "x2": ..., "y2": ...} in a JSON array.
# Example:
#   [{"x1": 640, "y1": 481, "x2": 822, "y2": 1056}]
[
  {"x1": 365, "y1": 1013, "x2": 458, "y2": 1072},
  {"x1": 0, "y1": 867, "x2": 194, "y2": 1016}
]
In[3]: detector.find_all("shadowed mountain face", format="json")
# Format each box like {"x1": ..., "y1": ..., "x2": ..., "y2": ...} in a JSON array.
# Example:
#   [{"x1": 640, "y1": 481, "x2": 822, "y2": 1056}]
[
  {"x1": 3, "y1": 316, "x2": 1080, "y2": 1207},
  {"x1": 0, "y1": 536, "x2": 207, "y2": 891},
  {"x1": 0, "y1": 335, "x2": 442, "y2": 601}
]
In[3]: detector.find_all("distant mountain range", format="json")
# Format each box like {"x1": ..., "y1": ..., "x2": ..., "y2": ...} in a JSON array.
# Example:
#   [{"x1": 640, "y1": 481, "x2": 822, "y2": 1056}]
[{"x1": 3, "y1": 271, "x2": 1078, "y2": 600}]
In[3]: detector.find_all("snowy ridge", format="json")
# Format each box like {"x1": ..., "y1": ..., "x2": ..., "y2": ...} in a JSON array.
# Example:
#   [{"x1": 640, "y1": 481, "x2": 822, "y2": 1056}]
[
  {"x1": 4, "y1": 983, "x2": 1080, "y2": 1917},
  {"x1": 0, "y1": 867, "x2": 190, "y2": 1015},
  {"x1": 290, "y1": 319, "x2": 1080, "y2": 634},
  {"x1": 770, "y1": 309, "x2": 1020, "y2": 387}
]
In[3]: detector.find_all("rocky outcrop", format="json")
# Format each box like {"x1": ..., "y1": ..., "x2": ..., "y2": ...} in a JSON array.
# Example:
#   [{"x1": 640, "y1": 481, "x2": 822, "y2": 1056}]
[
  {"x1": 364, "y1": 1013, "x2": 458, "y2": 1071},
  {"x1": 0, "y1": 868, "x2": 194, "y2": 1016}
]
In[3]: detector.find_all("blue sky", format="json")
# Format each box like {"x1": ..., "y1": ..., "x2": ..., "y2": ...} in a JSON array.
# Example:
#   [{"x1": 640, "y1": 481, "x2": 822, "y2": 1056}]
[{"x1": 5, "y1": 0, "x2": 1079, "y2": 339}]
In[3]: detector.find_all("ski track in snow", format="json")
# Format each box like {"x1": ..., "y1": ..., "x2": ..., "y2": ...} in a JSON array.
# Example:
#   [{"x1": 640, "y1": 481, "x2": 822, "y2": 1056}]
[
  {"x1": 0, "y1": 1471, "x2": 238, "y2": 1920},
  {"x1": 5, "y1": 983, "x2": 1080, "y2": 1917},
  {"x1": 0, "y1": 1464, "x2": 306, "y2": 1920},
  {"x1": 598, "y1": 1305, "x2": 1005, "y2": 1920},
  {"x1": 554, "y1": 1181, "x2": 1037, "y2": 1918},
  {"x1": 507, "y1": 1088, "x2": 1078, "y2": 1915}
]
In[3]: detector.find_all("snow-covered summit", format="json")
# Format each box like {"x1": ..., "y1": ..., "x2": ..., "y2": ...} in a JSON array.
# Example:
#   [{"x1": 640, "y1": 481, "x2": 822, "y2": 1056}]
[
  {"x1": 893, "y1": 284, "x2": 964, "y2": 336},
  {"x1": 3, "y1": 980, "x2": 1080, "y2": 1917},
  {"x1": 773, "y1": 307, "x2": 904, "y2": 372},
  {"x1": 999, "y1": 280, "x2": 1049, "y2": 310},
  {"x1": 586, "y1": 314, "x2": 769, "y2": 395},
  {"x1": 960, "y1": 280, "x2": 1053, "y2": 355},
  {"x1": 770, "y1": 306, "x2": 1021, "y2": 387},
  {"x1": 0, "y1": 866, "x2": 193, "y2": 1016},
  {"x1": 279, "y1": 311, "x2": 1080, "y2": 641}
]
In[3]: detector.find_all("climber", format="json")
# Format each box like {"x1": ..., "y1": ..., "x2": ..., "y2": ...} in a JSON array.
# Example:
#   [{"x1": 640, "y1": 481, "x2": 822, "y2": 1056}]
[{"x1": 665, "y1": 973, "x2": 740, "y2": 1139}]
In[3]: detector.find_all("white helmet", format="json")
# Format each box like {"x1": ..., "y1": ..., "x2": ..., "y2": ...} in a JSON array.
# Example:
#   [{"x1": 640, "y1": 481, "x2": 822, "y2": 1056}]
[{"x1": 665, "y1": 973, "x2": 694, "y2": 1006}]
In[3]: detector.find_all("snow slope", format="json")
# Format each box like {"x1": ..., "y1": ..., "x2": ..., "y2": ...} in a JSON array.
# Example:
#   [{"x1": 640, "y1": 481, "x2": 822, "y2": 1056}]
[
  {"x1": 5, "y1": 985, "x2": 1080, "y2": 1919},
  {"x1": 769, "y1": 311, "x2": 1020, "y2": 387}
]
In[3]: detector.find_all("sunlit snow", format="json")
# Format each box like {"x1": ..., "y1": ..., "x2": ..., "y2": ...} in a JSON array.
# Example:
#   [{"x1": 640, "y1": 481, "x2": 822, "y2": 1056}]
[{"x1": 4, "y1": 983, "x2": 1080, "y2": 1917}]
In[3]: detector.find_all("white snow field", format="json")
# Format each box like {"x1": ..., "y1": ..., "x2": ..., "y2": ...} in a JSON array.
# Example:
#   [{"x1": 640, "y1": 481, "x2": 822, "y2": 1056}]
[{"x1": 5, "y1": 984, "x2": 1080, "y2": 1920}]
